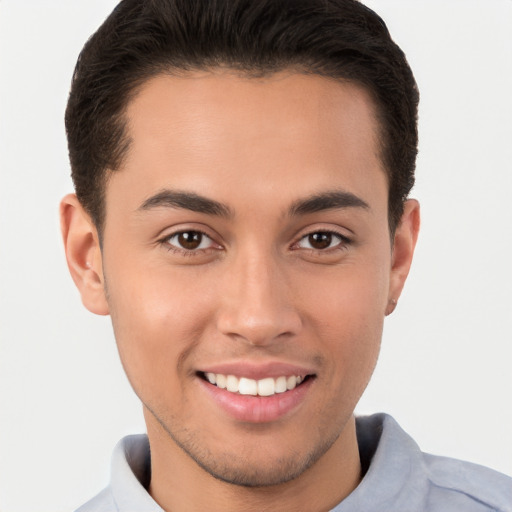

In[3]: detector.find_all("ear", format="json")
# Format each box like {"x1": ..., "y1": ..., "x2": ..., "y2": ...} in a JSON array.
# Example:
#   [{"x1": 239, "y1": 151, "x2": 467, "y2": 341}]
[
  {"x1": 60, "y1": 194, "x2": 109, "y2": 315},
  {"x1": 386, "y1": 199, "x2": 420, "y2": 315}
]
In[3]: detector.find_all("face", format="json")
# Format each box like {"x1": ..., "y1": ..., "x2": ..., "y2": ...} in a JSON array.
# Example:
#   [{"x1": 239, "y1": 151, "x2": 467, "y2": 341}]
[{"x1": 64, "y1": 71, "x2": 418, "y2": 488}]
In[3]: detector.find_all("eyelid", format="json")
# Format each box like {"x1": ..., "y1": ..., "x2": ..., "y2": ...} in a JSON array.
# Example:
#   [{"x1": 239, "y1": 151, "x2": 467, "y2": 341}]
[
  {"x1": 292, "y1": 225, "x2": 352, "y2": 245},
  {"x1": 157, "y1": 225, "x2": 224, "y2": 254},
  {"x1": 166, "y1": 231, "x2": 215, "y2": 250},
  {"x1": 299, "y1": 231, "x2": 345, "y2": 247}
]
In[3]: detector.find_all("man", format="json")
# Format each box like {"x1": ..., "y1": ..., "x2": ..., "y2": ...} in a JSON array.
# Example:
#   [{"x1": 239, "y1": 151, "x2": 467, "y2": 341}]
[{"x1": 60, "y1": 0, "x2": 512, "y2": 511}]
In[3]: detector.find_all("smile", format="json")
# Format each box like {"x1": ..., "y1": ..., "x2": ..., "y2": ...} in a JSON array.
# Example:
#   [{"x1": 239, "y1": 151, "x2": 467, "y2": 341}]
[
  {"x1": 198, "y1": 369, "x2": 315, "y2": 422},
  {"x1": 203, "y1": 372, "x2": 307, "y2": 397}
]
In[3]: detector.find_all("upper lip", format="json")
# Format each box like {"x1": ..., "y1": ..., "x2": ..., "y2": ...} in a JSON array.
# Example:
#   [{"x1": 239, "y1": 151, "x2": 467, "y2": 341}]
[{"x1": 196, "y1": 361, "x2": 316, "y2": 380}]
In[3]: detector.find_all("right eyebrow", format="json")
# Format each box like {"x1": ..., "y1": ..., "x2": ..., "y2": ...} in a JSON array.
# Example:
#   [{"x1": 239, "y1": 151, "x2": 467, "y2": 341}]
[
  {"x1": 137, "y1": 189, "x2": 233, "y2": 218},
  {"x1": 288, "y1": 190, "x2": 370, "y2": 216}
]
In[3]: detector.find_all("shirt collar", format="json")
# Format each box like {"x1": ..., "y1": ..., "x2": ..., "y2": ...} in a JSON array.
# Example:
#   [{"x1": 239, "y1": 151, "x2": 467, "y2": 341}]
[
  {"x1": 110, "y1": 434, "x2": 163, "y2": 511},
  {"x1": 109, "y1": 414, "x2": 428, "y2": 512},
  {"x1": 331, "y1": 414, "x2": 429, "y2": 511}
]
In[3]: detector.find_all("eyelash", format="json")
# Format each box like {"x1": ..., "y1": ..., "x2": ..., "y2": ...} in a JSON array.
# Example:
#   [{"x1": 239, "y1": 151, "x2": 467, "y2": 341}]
[
  {"x1": 158, "y1": 229, "x2": 352, "y2": 256},
  {"x1": 293, "y1": 230, "x2": 352, "y2": 253},
  {"x1": 160, "y1": 230, "x2": 219, "y2": 257}
]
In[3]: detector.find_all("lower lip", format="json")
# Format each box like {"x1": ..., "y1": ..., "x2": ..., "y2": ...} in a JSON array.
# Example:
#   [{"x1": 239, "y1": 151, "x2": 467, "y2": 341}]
[{"x1": 199, "y1": 377, "x2": 314, "y2": 423}]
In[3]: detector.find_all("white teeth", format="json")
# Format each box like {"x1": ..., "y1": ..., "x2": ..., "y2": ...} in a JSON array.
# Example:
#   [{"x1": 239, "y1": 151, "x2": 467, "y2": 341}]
[
  {"x1": 286, "y1": 376, "x2": 297, "y2": 391},
  {"x1": 226, "y1": 375, "x2": 238, "y2": 392},
  {"x1": 257, "y1": 377, "x2": 275, "y2": 396},
  {"x1": 275, "y1": 376, "x2": 287, "y2": 393},
  {"x1": 216, "y1": 374, "x2": 227, "y2": 389},
  {"x1": 204, "y1": 373, "x2": 307, "y2": 396},
  {"x1": 238, "y1": 377, "x2": 258, "y2": 395}
]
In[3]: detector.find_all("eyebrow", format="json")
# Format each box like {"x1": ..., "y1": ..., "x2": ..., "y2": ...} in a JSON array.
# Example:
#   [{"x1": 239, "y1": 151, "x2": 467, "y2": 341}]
[
  {"x1": 138, "y1": 190, "x2": 232, "y2": 218},
  {"x1": 289, "y1": 190, "x2": 369, "y2": 216},
  {"x1": 137, "y1": 188, "x2": 369, "y2": 218}
]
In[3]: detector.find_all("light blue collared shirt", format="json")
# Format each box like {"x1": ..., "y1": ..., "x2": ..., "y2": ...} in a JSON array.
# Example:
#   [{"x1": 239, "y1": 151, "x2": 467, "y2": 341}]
[{"x1": 76, "y1": 414, "x2": 512, "y2": 512}]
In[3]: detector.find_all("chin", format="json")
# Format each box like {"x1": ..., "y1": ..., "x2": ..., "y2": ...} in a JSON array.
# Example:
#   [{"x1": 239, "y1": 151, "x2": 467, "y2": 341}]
[
  {"x1": 173, "y1": 427, "x2": 341, "y2": 488},
  {"x1": 192, "y1": 453, "x2": 318, "y2": 488}
]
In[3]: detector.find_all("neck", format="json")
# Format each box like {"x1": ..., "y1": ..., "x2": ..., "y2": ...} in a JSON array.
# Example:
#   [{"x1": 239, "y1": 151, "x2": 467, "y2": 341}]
[{"x1": 146, "y1": 412, "x2": 361, "y2": 512}]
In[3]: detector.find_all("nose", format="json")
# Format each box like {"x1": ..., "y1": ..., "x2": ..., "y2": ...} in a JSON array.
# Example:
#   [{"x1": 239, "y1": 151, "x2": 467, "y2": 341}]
[{"x1": 216, "y1": 250, "x2": 302, "y2": 346}]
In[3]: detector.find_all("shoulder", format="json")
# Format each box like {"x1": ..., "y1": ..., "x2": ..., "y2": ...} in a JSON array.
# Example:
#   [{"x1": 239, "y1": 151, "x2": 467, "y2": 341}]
[
  {"x1": 351, "y1": 414, "x2": 512, "y2": 512},
  {"x1": 423, "y1": 452, "x2": 512, "y2": 512},
  {"x1": 74, "y1": 434, "x2": 163, "y2": 512},
  {"x1": 75, "y1": 487, "x2": 116, "y2": 512}
]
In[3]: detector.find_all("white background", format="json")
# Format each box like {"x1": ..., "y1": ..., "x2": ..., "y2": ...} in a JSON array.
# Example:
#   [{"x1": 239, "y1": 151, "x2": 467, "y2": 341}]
[{"x1": 1, "y1": 1, "x2": 511, "y2": 511}]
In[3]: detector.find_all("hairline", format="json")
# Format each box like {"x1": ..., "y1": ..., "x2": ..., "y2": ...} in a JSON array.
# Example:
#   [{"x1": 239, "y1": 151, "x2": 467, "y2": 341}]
[{"x1": 93, "y1": 65, "x2": 398, "y2": 241}]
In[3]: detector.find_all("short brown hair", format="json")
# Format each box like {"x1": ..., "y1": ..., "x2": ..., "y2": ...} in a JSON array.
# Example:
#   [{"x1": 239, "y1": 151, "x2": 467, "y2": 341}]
[{"x1": 66, "y1": 0, "x2": 419, "y2": 234}]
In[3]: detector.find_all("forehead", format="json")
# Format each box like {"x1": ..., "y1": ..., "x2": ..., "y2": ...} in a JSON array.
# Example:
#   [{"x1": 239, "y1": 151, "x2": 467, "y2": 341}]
[
  {"x1": 125, "y1": 70, "x2": 381, "y2": 158},
  {"x1": 111, "y1": 71, "x2": 386, "y2": 216}
]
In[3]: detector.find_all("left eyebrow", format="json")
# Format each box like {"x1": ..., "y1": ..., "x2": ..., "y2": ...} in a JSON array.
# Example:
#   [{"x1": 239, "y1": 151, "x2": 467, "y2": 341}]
[
  {"x1": 137, "y1": 189, "x2": 233, "y2": 218},
  {"x1": 289, "y1": 190, "x2": 370, "y2": 216}
]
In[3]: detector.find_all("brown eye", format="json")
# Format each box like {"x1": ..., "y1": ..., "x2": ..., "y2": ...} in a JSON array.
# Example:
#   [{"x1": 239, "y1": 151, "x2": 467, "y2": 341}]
[
  {"x1": 297, "y1": 231, "x2": 347, "y2": 251},
  {"x1": 308, "y1": 232, "x2": 332, "y2": 249},
  {"x1": 178, "y1": 231, "x2": 203, "y2": 249},
  {"x1": 167, "y1": 231, "x2": 213, "y2": 251}
]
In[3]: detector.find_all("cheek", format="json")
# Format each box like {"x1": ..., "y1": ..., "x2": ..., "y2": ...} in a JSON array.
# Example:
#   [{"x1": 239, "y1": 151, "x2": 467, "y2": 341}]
[
  {"x1": 104, "y1": 260, "x2": 217, "y2": 397},
  {"x1": 300, "y1": 263, "x2": 388, "y2": 384}
]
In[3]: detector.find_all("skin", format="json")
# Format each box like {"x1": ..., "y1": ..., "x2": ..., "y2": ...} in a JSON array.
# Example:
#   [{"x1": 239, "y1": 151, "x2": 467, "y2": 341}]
[{"x1": 61, "y1": 71, "x2": 419, "y2": 512}]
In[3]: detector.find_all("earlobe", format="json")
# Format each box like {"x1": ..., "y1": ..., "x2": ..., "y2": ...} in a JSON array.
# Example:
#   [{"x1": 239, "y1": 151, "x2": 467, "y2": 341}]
[
  {"x1": 60, "y1": 194, "x2": 109, "y2": 316},
  {"x1": 386, "y1": 199, "x2": 420, "y2": 316}
]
